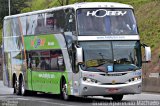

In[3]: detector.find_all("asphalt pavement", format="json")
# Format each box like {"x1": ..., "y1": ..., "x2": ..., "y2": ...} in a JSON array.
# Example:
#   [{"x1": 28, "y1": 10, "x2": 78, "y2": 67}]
[{"x1": 0, "y1": 81, "x2": 160, "y2": 106}]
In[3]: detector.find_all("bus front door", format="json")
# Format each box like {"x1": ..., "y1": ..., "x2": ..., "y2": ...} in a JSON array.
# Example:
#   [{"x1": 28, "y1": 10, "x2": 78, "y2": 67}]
[{"x1": 72, "y1": 68, "x2": 81, "y2": 96}]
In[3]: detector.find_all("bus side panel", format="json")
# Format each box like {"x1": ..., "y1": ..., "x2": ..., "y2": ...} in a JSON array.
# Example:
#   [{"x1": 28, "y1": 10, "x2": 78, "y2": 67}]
[
  {"x1": 31, "y1": 71, "x2": 64, "y2": 94},
  {"x1": 23, "y1": 34, "x2": 70, "y2": 94},
  {"x1": 26, "y1": 69, "x2": 32, "y2": 90},
  {"x1": 3, "y1": 52, "x2": 12, "y2": 87}
]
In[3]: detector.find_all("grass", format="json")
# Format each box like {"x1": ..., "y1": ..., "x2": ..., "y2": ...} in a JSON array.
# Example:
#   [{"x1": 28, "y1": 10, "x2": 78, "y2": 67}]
[{"x1": 136, "y1": 1, "x2": 160, "y2": 50}]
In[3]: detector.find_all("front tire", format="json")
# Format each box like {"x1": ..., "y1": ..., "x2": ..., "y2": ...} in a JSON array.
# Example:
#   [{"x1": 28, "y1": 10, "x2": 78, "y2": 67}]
[
  {"x1": 61, "y1": 80, "x2": 69, "y2": 100},
  {"x1": 112, "y1": 95, "x2": 123, "y2": 101}
]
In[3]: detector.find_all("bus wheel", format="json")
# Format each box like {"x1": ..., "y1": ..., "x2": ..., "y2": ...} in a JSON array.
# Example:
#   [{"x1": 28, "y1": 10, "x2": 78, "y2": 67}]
[
  {"x1": 13, "y1": 78, "x2": 17, "y2": 94},
  {"x1": 19, "y1": 77, "x2": 31, "y2": 96},
  {"x1": 19, "y1": 77, "x2": 25, "y2": 95},
  {"x1": 14, "y1": 79, "x2": 20, "y2": 95},
  {"x1": 61, "y1": 80, "x2": 69, "y2": 100},
  {"x1": 112, "y1": 95, "x2": 123, "y2": 101}
]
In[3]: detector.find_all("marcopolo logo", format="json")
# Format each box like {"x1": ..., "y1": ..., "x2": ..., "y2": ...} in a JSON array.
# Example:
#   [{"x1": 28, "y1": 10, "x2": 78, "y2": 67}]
[
  {"x1": 86, "y1": 9, "x2": 127, "y2": 17},
  {"x1": 31, "y1": 37, "x2": 46, "y2": 48}
]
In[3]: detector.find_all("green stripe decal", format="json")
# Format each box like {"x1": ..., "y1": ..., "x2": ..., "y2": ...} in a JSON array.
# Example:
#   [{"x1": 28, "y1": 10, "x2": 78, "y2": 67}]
[{"x1": 24, "y1": 34, "x2": 60, "y2": 50}]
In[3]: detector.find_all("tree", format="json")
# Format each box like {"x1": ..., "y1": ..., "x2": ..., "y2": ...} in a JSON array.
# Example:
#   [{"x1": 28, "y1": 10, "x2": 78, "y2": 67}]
[
  {"x1": 0, "y1": 0, "x2": 8, "y2": 26},
  {"x1": 58, "y1": 0, "x2": 70, "y2": 6},
  {"x1": 0, "y1": 0, "x2": 28, "y2": 26}
]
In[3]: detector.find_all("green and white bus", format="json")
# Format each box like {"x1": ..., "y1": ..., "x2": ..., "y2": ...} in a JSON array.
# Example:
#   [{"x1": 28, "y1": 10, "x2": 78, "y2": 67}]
[{"x1": 2, "y1": 2, "x2": 151, "y2": 101}]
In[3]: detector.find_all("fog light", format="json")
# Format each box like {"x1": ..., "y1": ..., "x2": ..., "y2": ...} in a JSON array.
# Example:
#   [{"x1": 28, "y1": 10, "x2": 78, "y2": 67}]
[
  {"x1": 83, "y1": 87, "x2": 87, "y2": 91},
  {"x1": 138, "y1": 85, "x2": 141, "y2": 88},
  {"x1": 83, "y1": 77, "x2": 86, "y2": 81},
  {"x1": 86, "y1": 78, "x2": 91, "y2": 82},
  {"x1": 91, "y1": 79, "x2": 95, "y2": 82}
]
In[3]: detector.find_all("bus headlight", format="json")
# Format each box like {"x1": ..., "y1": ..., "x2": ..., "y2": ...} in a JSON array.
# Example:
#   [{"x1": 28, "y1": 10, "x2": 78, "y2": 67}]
[
  {"x1": 133, "y1": 76, "x2": 141, "y2": 81},
  {"x1": 127, "y1": 76, "x2": 141, "y2": 83},
  {"x1": 83, "y1": 77, "x2": 100, "y2": 84}
]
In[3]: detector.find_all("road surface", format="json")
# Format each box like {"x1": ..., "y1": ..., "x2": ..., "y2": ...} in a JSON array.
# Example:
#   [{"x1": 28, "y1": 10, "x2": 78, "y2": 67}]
[{"x1": 0, "y1": 81, "x2": 160, "y2": 106}]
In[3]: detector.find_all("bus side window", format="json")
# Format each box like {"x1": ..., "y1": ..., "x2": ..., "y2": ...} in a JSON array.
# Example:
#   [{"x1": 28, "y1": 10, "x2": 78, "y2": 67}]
[
  {"x1": 64, "y1": 9, "x2": 76, "y2": 32},
  {"x1": 50, "y1": 50, "x2": 65, "y2": 71},
  {"x1": 27, "y1": 53, "x2": 32, "y2": 68}
]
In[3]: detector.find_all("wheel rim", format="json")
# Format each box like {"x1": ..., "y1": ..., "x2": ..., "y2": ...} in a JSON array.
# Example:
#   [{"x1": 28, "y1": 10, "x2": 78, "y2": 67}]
[
  {"x1": 21, "y1": 81, "x2": 25, "y2": 95},
  {"x1": 13, "y1": 81, "x2": 16, "y2": 93},
  {"x1": 15, "y1": 81, "x2": 19, "y2": 94},
  {"x1": 62, "y1": 83, "x2": 68, "y2": 99}
]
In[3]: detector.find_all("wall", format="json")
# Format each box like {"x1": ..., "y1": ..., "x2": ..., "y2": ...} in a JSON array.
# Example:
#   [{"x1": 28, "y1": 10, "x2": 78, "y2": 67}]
[{"x1": 142, "y1": 77, "x2": 160, "y2": 92}]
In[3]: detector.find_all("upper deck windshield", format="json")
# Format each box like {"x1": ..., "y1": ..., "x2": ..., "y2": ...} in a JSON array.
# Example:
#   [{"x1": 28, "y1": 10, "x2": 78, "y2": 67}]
[{"x1": 77, "y1": 9, "x2": 138, "y2": 35}]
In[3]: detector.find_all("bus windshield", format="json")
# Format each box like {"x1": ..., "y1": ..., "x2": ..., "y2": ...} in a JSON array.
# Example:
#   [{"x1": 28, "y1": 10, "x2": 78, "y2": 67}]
[
  {"x1": 77, "y1": 9, "x2": 138, "y2": 35},
  {"x1": 80, "y1": 41, "x2": 141, "y2": 72}
]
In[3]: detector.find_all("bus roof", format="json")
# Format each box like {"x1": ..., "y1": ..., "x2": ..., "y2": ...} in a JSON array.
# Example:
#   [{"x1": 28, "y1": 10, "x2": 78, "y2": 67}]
[{"x1": 4, "y1": 2, "x2": 133, "y2": 20}]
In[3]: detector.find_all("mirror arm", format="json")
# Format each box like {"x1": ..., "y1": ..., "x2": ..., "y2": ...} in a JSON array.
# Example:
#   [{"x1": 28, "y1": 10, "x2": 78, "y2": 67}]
[
  {"x1": 141, "y1": 43, "x2": 148, "y2": 48},
  {"x1": 142, "y1": 61, "x2": 151, "y2": 63}
]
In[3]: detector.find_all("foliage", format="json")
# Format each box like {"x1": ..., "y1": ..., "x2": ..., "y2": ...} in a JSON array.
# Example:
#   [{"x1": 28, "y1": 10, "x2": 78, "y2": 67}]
[
  {"x1": 0, "y1": 0, "x2": 28, "y2": 45},
  {"x1": 0, "y1": 0, "x2": 28, "y2": 25}
]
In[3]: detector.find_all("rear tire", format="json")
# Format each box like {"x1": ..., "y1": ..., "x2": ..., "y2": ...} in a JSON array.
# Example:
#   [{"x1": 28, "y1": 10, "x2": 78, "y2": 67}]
[
  {"x1": 19, "y1": 77, "x2": 26, "y2": 95},
  {"x1": 14, "y1": 78, "x2": 20, "y2": 95},
  {"x1": 19, "y1": 77, "x2": 33, "y2": 96},
  {"x1": 112, "y1": 95, "x2": 123, "y2": 101},
  {"x1": 13, "y1": 79, "x2": 16, "y2": 94}
]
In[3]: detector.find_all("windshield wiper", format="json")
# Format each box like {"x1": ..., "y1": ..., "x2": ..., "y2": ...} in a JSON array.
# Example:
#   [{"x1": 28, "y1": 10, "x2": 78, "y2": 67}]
[
  {"x1": 98, "y1": 59, "x2": 113, "y2": 66},
  {"x1": 128, "y1": 67, "x2": 140, "y2": 71}
]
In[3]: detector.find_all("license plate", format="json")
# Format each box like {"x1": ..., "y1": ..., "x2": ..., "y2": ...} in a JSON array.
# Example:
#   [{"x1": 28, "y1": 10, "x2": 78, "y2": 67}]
[{"x1": 107, "y1": 88, "x2": 118, "y2": 93}]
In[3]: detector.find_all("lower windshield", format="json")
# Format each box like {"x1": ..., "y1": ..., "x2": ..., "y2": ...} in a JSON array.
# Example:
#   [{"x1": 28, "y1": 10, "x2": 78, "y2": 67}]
[
  {"x1": 77, "y1": 9, "x2": 138, "y2": 35},
  {"x1": 80, "y1": 41, "x2": 141, "y2": 72}
]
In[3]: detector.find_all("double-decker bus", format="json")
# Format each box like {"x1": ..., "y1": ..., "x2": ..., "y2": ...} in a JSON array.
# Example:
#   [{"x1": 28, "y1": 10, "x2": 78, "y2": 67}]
[{"x1": 2, "y1": 2, "x2": 151, "y2": 101}]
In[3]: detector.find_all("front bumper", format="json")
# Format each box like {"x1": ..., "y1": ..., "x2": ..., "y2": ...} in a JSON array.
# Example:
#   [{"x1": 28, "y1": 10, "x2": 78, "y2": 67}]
[{"x1": 80, "y1": 80, "x2": 142, "y2": 96}]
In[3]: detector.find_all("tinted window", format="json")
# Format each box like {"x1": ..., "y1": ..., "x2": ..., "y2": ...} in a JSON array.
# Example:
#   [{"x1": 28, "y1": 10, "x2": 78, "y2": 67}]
[
  {"x1": 77, "y1": 9, "x2": 138, "y2": 35},
  {"x1": 35, "y1": 13, "x2": 46, "y2": 35},
  {"x1": 27, "y1": 50, "x2": 65, "y2": 71},
  {"x1": 12, "y1": 18, "x2": 21, "y2": 36},
  {"x1": 64, "y1": 9, "x2": 76, "y2": 32},
  {"x1": 27, "y1": 15, "x2": 37, "y2": 35},
  {"x1": 19, "y1": 16, "x2": 27, "y2": 35},
  {"x1": 45, "y1": 11, "x2": 65, "y2": 33},
  {"x1": 3, "y1": 19, "x2": 12, "y2": 37}
]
